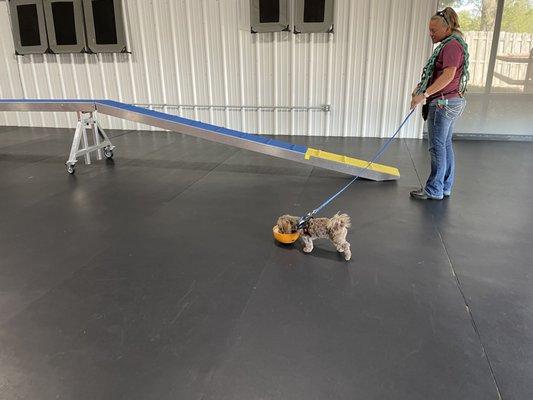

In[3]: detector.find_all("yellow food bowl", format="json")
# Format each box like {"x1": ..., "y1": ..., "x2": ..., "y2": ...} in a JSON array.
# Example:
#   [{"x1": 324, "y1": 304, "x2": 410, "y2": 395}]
[{"x1": 272, "y1": 225, "x2": 300, "y2": 244}]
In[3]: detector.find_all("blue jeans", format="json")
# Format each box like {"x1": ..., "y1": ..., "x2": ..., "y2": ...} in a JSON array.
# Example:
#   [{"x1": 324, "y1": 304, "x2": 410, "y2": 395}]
[{"x1": 425, "y1": 97, "x2": 466, "y2": 199}]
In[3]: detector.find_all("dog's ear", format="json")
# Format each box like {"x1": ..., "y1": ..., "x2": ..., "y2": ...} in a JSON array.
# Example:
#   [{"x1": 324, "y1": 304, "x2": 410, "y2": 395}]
[
  {"x1": 286, "y1": 220, "x2": 295, "y2": 233},
  {"x1": 277, "y1": 217, "x2": 289, "y2": 233}
]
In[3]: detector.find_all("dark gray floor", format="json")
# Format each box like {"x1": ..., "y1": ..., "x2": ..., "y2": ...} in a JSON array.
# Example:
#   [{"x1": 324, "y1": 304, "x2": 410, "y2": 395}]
[{"x1": 0, "y1": 125, "x2": 531, "y2": 400}]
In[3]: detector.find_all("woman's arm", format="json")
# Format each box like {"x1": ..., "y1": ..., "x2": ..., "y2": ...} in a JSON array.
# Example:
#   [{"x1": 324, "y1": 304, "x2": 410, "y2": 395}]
[{"x1": 425, "y1": 66, "x2": 457, "y2": 96}]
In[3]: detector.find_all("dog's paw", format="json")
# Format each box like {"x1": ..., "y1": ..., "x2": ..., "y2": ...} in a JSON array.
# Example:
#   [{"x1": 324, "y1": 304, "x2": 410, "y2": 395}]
[{"x1": 303, "y1": 247, "x2": 313, "y2": 253}]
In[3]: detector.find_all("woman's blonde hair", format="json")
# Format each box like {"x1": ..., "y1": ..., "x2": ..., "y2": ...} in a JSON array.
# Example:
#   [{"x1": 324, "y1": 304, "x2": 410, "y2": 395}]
[{"x1": 431, "y1": 7, "x2": 463, "y2": 37}]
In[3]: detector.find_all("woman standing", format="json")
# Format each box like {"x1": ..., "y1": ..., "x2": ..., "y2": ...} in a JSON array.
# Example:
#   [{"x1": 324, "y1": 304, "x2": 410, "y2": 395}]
[{"x1": 410, "y1": 7, "x2": 469, "y2": 200}]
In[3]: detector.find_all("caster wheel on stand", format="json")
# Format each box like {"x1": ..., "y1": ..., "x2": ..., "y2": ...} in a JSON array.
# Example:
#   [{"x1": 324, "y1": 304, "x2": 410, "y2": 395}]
[
  {"x1": 103, "y1": 147, "x2": 114, "y2": 159},
  {"x1": 67, "y1": 164, "x2": 75, "y2": 174}
]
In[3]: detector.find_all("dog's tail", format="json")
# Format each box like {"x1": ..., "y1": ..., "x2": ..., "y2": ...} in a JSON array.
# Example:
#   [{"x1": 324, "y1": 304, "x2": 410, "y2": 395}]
[{"x1": 328, "y1": 213, "x2": 351, "y2": 231}]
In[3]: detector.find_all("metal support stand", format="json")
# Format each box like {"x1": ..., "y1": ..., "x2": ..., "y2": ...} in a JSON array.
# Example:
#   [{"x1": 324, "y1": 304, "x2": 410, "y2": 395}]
[{"x1": 66, "y1": 111, "x2": 115, "y2": 174}]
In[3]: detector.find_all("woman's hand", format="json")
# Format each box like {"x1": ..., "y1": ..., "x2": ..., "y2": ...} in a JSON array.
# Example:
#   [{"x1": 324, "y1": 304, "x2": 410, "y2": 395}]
[{"x1": 410, "y1": 93, "x2": 426, "y2": 109}]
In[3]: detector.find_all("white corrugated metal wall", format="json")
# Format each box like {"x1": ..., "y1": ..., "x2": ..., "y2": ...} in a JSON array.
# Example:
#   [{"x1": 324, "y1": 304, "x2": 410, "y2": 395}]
[{"x1": 0, "y1": 0, "x2": 437, "y2": 138}]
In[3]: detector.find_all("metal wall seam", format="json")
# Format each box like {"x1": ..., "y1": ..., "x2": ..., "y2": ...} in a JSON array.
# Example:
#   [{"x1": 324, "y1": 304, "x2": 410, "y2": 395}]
[
  {"x1": 236, "y1": 15, "x2": 246, "y2": 132},
  {"x1": 341, "y1": 0, "x2": 354, "y2": 138},
  {"x1": 42, "y1": 55, "x2": 59, "y2": 128},
  {"x1": 153, "y1": 0, "x2": 167, "y2": 122},
  {"x1": 0, "y1": 1, "x2": 21, "y2": 126},
  {"x1": 136, "y1": 0, "x2": 153, "y2": 130},
  {"x1": 218, "y1": 4, "x2": 230, "y2": 129},
  {"x1": 185, "y1": 1, "x2": 198, "y2": 121}
]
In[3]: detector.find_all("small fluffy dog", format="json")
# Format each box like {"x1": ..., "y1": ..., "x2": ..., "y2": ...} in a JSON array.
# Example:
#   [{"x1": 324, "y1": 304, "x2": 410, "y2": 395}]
[{"x1": 276, "y1": 213, "x2": 352, "y2": 260}]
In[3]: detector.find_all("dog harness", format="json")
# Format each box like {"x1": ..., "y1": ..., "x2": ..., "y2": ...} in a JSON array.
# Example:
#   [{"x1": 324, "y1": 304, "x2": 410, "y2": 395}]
[{"x1": 301, "y1": 217, "x2": 313, "y2": 236}]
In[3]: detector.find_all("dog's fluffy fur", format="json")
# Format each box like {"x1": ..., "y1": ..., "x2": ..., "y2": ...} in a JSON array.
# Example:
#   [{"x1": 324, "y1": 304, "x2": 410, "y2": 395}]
[{"x1": 276, "y1": 213, "x2": 352, "y2": 260}]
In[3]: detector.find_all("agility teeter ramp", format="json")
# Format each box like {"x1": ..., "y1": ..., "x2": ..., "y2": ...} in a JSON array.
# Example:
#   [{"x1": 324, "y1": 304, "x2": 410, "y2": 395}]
[{"x1": 0, "y1": 99, "x2": 400, "y2": 180}]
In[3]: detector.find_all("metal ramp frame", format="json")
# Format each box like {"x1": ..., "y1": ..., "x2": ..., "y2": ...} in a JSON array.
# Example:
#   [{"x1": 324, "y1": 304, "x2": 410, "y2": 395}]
[{"x1": 0, "y1": 99, "x2": 400, "y2": 180}]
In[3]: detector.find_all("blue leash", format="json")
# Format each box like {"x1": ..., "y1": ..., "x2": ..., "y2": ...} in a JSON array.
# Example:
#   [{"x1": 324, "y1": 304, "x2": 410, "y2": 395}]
[{"x1": 297, "y1": 108, "x2": 416, "y2": 229}]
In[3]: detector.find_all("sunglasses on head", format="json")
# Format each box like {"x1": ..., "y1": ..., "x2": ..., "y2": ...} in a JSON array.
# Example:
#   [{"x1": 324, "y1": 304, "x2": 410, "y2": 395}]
[{"x1": 435, "y1": 10, "x2": 450, "y2": 26}]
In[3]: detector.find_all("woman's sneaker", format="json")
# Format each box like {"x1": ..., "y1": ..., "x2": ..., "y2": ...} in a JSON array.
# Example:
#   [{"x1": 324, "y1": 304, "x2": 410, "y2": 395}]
[{"x1": 410, "y1": 188, "x2": 443, "y2": 200}]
